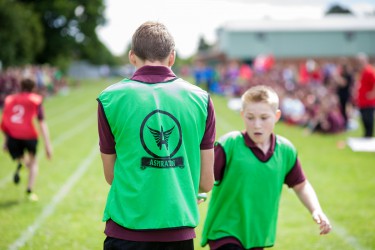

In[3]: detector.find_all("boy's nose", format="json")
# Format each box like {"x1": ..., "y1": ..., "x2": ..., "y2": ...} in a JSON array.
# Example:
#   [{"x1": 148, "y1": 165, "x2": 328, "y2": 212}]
[{"x1": 254, "y1": 119, "x2": 262, "y2": 128}]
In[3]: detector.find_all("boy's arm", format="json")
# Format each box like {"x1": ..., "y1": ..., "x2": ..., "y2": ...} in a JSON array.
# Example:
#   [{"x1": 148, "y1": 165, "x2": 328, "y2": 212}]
[
  {"x1": 198, "y1": 97, "x2": 215, "y2": 193},
  {"x1": 199, "y1": 149, "x2": 214, "y2": 193},
  {"x1": 293, "y1": 180, "x2": 332, "y2": 235},
  {"x1": 1, "y1": 129, "x2": 7, "y2": 151},
  {"x1": 101, "y1": 153, "x2": 116, "y2": 185},
  {"x1": 214, "y1": 143, "x2": 226, "y2": 181},
  {"x1": 37, "y1": 104, "x2": 52, "y2": 159},
  {"x1": 39, "y1": 120, "x2": 52, "y2": 160}
]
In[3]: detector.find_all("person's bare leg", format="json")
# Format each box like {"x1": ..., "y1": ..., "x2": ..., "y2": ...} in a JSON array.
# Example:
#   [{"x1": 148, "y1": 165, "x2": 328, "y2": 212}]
[
  {"x1": 25, "y1": 153, "x2": 39, "y2": 201},
  {"x1": 13, "y1": 159, "x2": 23, "y2": 184}
]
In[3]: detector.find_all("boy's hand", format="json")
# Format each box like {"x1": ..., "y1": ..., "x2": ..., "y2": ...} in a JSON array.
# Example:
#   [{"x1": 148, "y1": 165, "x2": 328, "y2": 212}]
[
  {"x1": 45, "y1": 144, "x2": 53, "y2": 160},
  {"x1": 197, "y1": 199, "x2": 205, "y2": 205},
  {"x1": 197, "y1": 193, "x2": 207, "y2": 205},
  {"x1": 312, "y1": 210, "x2": 332, "y2": 235}
]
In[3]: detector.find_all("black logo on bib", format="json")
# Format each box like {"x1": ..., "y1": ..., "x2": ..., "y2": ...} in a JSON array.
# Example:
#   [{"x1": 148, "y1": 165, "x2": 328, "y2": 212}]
[{"x1": 140, "y1": 110, "x2": 183, "y2": 169}]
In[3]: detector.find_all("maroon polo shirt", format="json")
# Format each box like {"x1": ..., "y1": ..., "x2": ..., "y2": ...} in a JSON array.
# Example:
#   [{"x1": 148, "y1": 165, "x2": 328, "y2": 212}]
[
  {"x1": 97, "y1": 65, "x2": 216, "y2": 242},
  {"x1": 214, "y1": 131, "x2": 305, "y2": 186}
]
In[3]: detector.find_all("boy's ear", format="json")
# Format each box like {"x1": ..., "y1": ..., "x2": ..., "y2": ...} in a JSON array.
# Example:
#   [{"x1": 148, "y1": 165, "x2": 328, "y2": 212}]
[
  {"x1": 168, "y1": 50, "x2": 176, "y2": 67},
  {"x1": 129, "y1": 50, "x2": 137, "y2": 66},
  {"x1": 275, "y1": 109, "x2": 282, "y2": 122}
]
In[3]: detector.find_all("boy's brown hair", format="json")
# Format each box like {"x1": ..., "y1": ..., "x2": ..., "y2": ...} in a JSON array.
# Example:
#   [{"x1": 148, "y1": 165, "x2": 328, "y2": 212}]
[
  {"x1": 241, "y1": 85, "x2": 279, "y2": 112},
  {"x1": 131, "y1": 21, "x2": 175, "y2": 62},
  {"x1": 21, "y1": 78, "x2": 36, "y2": 92}
]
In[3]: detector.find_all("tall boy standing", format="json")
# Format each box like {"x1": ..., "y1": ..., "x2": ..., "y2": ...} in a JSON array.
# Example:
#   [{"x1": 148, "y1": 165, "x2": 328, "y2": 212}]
[
  {"x1": 97, "y1": 21, "x2": 215, "y2": 250},
  {"x1": 355, "y1": 53, "x2": 375, "y2": 138}
]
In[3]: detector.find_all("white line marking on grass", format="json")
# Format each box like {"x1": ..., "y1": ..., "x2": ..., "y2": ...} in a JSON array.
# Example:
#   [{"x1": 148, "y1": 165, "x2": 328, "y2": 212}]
[
  {"x1": 216, "y1": 115, "x2": 236, "y2": 132},
  {"x1": 47, "y1": 102, "x2": 93, "y2": 127},
  {"x1": 7, "y1": 146, "x2": 98, "y2": 250},
  {"x1": 0, "y1": 116, "x2": 95, "y2": 188},
  {"x1": 0, "y1": 174, "x2": 12, "y2": 189},
  {"x1": 331, "y1": 221, "x2": 371, "y2": 250},
  {"x1": 52, "y1": 116, "x2": 95, "y2": 147}
]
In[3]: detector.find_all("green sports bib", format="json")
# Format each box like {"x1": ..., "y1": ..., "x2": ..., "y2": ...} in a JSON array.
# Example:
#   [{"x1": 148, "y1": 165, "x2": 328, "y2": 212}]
[
  {"x1": 98, "y1": 78, "x2": 209, "y2": 230},
  {"x1": 201, "y1": 131, "x2": 297, "y2": 248}
]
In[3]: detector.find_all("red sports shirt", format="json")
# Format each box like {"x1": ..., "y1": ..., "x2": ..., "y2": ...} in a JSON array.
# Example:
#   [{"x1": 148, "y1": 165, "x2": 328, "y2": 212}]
[
  {"x1": 357, "y1": 64, "x2": 375, "y2": 108},
  {"x1": 1, "y1": 92, "x2": 44, "y2": 139}
]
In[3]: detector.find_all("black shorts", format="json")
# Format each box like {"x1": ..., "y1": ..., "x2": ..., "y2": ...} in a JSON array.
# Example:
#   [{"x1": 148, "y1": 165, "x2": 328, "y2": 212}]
[
  {"x1": 103, "y1": 237, "x2": 194, "y2": 250},
  {"x1": 6, "y1": 136, "x2": 38, "y2": 160}
]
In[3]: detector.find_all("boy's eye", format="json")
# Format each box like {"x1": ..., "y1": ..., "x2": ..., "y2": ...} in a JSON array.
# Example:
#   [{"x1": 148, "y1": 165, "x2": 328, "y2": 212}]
[{"x1": 246, "y1": 116, "x2": 254, "y2": 120}]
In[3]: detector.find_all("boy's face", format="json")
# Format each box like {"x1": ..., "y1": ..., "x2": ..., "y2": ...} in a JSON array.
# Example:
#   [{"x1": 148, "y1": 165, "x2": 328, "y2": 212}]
[{"x1": 241, "y1": 101, "x2": 281, "y2": 146}]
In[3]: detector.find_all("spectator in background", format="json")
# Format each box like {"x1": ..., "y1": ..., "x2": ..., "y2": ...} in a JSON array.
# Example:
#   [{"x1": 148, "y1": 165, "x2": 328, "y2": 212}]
[
  {"x1": 0, "y1": 70, "x2": 20, "y2": 108},
  {"x1": 299, "y1": 59, "x2": 322, "y2": 86},
  {"x1": 0, "y1": 65, "x2": 67, "y2": 108},
  {"x1": 333, "y1": 58, "x2": 354, "y2": 129},
  {"x1": 280, "y1": 91, "x2": 307, "y2": 126},
  {"x1": 355, "y1": 53, "x2": 375, "y2": 138},
  {"x1": 307, "y1": 94, "x2": 345, "y2": 134}
]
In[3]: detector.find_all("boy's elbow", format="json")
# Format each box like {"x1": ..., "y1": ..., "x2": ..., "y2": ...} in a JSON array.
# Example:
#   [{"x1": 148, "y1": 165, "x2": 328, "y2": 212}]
[
  {"x1": 106, "y1": 178, "x2": 113, "y2": 185},
  {"x1": 104, "y1": 173, "x2": 113, "y2": 185}
]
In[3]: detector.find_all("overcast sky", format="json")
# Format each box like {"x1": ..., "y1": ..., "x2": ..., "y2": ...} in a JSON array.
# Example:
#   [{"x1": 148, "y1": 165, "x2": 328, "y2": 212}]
[{"x1": 96, "y1": 0, "x2": 375, "y2": 58}]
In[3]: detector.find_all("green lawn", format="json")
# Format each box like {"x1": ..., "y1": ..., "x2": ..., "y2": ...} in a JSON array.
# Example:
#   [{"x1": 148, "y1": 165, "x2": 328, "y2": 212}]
[{"x1": 0, "y1": 79, "x2": 374, "y2": 250}]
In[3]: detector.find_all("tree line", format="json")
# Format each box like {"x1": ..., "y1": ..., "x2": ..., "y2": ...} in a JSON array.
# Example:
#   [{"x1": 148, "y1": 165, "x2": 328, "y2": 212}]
[
  {"x1": 0, "y1": 1, "x2": 366, "y2": 72},
  {"x1": 0, "y1": 0, "x2": 119, "y2": 71}
]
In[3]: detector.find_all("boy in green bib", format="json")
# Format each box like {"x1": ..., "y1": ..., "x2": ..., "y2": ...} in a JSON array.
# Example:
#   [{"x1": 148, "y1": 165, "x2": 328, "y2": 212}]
[
  {"x1": 97, "y1": 21, "x2": 215, "y2": 250},
  {"x1": 201, "y1": 85, "x2": 331, "y2": 250}
]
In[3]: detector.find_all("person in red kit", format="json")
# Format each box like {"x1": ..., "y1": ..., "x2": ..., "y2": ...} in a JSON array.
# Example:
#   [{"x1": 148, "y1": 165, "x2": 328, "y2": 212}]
[
  {"x1": 355, "y1": 53, "x2": 375, "y2": 138},
  {"x1": 1, "y1": 78, "x2": 52, "y2": 201}
]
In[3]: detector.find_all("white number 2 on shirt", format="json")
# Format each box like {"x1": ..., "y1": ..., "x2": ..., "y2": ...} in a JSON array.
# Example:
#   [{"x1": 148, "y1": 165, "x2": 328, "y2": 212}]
[{"x1": 11, "y1": 105, "x2": 25, "y2": 124}]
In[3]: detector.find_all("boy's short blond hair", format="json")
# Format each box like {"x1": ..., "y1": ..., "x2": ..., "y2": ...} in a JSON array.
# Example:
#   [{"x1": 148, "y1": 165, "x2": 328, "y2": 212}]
[
  {"x1": 241, "y1": 85, "x2": 279, "y2": 112},
  {"x1": 131, "y1": 21, "x2": 175, "y2": 62}
]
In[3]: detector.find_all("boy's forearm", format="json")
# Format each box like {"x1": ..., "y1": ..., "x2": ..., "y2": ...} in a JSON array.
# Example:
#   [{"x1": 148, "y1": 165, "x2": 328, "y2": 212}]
[
  {"x1": 199, "y1": 149, "x2": 214, "y2": 193},
  {"x1": 294, "y1": 180, "x2": 332, "y2": 234},
  {"x1": 101, "y1": 153, "x2": 116, "y2": 185},
  {"x1": 293, "y1": 180, "x2": 322, "y2": 214},
  {"x1": 39, "y1": 120, "x2": 52, "y2": 158}
]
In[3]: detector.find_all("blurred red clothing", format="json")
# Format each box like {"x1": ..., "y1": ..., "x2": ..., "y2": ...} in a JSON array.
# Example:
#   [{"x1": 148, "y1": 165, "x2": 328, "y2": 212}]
[
  {"x1": 1, "y1": 92, "x2": 43, "y2": 139},
  {"x1": 298, "y1": 62, "x2": 322, "y2": 85},
  {"x1": 356, "y1": 64, "x2": 375, "y2": 108}
]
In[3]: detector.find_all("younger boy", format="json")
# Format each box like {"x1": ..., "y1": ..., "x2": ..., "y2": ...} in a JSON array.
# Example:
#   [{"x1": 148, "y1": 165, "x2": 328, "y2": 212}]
[{"x1": 201, "y1": 85, "x2": 331, "y2": 250}]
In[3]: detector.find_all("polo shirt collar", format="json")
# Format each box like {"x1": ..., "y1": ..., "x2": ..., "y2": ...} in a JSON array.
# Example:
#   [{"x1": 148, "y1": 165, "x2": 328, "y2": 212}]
[
  {"x1": 131, "y1": 65, "x2": 177, "y2": 83},
  {"x1": 241, "y1": 131, "x2": 276, "y2": 161}
]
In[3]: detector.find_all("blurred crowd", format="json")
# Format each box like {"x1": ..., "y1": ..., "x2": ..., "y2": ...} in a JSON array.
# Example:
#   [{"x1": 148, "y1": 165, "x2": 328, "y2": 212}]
[
  {"x1": 190, "y1": 55, "x2": 364, "y2": 135},
  {"x1": 1, "y1": 57, "x2": 370, "y2": 136},
  {"x1": 0, "y1": 65, "x2": 68, "y2": 108}
]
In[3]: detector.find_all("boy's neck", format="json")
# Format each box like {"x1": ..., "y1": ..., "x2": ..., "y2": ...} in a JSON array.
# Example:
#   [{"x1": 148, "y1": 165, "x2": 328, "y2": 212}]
[
  {"x1": 255, "y1": 137, "x2": 272, "y2": 155},
  {"x1": 129, "y1": 50, "x2": 175, "y2": 69},
  {"x1": 134, "y1": 60, "x2": 171, "y2": 70}
]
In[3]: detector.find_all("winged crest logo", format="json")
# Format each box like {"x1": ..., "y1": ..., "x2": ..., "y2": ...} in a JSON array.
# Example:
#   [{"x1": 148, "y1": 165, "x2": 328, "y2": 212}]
[
  {"x1": 147, "y1": 125, "x2": 175, "y2": 150},
  {"x1": 140, "y1": 109, "x2": 184, "y2": 169}
]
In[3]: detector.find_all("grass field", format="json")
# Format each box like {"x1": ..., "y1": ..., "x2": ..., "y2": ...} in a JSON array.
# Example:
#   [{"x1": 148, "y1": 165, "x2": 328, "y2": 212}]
[{"x1": 0, "y1": 79, "x2": 374, "y2": 250}]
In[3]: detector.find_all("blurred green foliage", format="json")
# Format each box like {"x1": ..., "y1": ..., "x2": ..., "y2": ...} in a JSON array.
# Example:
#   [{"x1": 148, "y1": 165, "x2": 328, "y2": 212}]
[{"x1": 0, "y1": 0, "x2": 119, "y2": 70}]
